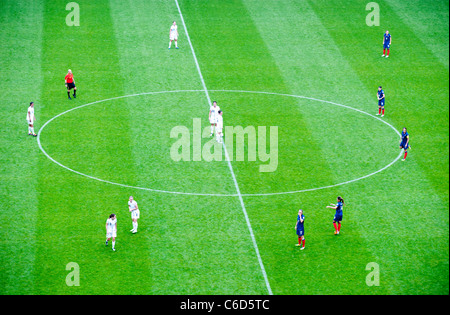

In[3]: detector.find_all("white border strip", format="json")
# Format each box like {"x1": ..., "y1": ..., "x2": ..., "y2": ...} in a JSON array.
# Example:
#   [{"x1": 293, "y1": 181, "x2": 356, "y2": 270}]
[{"x1": 174, "y1": 0, "x2": 273, "y2": 295}]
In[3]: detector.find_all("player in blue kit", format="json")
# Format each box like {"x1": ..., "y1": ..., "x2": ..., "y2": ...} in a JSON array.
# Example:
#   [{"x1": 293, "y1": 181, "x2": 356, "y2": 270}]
[
  {"x1": 294, "y1": 209, "x2": 305, "y2": 250},
  {"x1": 399, "y1": 127, "x2": 411, "y2": 161},
  {"x1": 376, "y1": 86, "x2": 385, "y2": 117},
  {"x1": 327, "y1": 197, "x2": 344, "y2": 235},
  {"x1": 382, "y1": 30, "x2": 391, "y2": 58}
]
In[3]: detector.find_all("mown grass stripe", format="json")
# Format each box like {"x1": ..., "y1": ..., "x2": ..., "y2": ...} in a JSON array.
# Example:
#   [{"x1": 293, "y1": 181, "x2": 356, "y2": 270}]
[{"x1": 0, "y1": 0, "x2": 44, "y2": 294}]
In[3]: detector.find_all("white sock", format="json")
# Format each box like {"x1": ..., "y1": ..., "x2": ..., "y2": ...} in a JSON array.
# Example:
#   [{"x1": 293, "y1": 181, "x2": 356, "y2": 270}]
[
  {"x1": 135, "y1": 222, "x2": 138, "y2": 231},
  {"x1": 112, "y1": 241, "x2": 115, "y2": 249},
  {"x1": 175, "y1": 41, "x2": 178, "y2": 48},
  {"x1": 169, "y1": 41, "x2": 172, "y2": 48},
  {"x1": 28, "y1": 126, "x2": 31, "y2": 134},
  {"x1": 210, "y1": 125, "x2": 214, "y2": 134},
  {"x1": 30, "y1": 127, "x2": 34, "y2": 134}
]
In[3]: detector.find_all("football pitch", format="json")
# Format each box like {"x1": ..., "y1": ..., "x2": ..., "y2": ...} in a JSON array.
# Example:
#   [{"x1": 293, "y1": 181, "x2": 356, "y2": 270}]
[{"x1": 0, "y1": 0, "x2": 448, "y2": 295}]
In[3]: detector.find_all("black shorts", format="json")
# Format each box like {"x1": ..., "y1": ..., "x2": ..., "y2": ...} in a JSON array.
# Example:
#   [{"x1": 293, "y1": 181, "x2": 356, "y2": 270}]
[{"x1": 67, "y1": 82, "x2": 76, "y2": 90}]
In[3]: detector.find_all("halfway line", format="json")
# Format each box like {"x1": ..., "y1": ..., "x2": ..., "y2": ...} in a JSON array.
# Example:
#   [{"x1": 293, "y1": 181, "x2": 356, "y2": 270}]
[{"x1": 174, "y1": 0, "x2": 273, "y2": 295}]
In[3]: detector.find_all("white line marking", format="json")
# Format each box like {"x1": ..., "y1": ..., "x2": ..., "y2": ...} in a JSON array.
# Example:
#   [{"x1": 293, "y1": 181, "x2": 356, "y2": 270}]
[
  {"x1": 37, "y1": 90, "x2": 232, "y2": 197},
  {"x1": 174, "y1": 0, "x2": 273, "y2": 295},
  {"x1": 210, "y1": 90, "x2": 404, "y2": 196},
  {"x1": 37, "y1": 89, "x2": 402, "y2": 197}
]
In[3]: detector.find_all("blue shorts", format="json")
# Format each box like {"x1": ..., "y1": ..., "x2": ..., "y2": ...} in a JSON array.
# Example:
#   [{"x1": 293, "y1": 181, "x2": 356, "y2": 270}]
[
  {"x1": 378, "y1": 99, "x2": 385, "y2": 106},
  {"x1": 400, "y1": 142, "x2": 410, "y2": 150},
  {"x1": 297, "y1": 228, "x2": 304, "y2": 237},
  {"x1": 334, "y1": 215, "x2": 343, "y2": 222},
  {"x1": 383, "y1": 43, "x2": 390, "y2": 49}
]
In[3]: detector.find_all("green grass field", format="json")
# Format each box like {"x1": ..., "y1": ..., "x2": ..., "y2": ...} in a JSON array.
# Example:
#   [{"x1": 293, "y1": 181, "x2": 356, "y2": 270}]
[{"x1": 0, "y1": 0, "x2": 448, "y2": 295}]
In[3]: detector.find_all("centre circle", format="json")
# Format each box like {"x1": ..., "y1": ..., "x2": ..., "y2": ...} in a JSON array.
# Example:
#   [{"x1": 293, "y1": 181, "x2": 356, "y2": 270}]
[{"x1": 37, "y1": 90, "x2": 402, "y2": 196}]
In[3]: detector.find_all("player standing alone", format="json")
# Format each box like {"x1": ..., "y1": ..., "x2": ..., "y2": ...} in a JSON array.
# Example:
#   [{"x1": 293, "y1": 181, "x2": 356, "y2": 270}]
[
  {"x1": 376, "y1": 86, "x2": 385, "y2": 117},
  {"x1": 327, "y1": 196, "x2": 344, "y2": 235},
  {"x1": 382, "y1": 30, "x2": 391, "y2": 58},
  {"x1": 105, "y1": 214, "x2": 117, "y2": 251},
  {"x1": 209, "y1": 101, "x2": 220, "y2": 137},
  {"x1": 65, "y1": 69, "x2": 77, "y2": 100},
  {"x1": 128, "y1": 196, "x2": 140, "y2": 233},
  {"x1": 169, "y1": 21, "x2": 179, "y2": 49},
  {"x1": 295, "y1": 209, "x2": 306, "y2": 250},
  {"x1": 399, "y1": 127, "x2": 411, "y2": 161},
  {"x1": 27, "y1": 102, "x2": 37, "y2": 137}
]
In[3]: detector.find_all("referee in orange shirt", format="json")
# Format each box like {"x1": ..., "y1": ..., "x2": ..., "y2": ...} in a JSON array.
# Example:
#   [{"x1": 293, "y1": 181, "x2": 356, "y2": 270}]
[{"x1": 65, "y1": 69, "x2": 77, "y2": 99}]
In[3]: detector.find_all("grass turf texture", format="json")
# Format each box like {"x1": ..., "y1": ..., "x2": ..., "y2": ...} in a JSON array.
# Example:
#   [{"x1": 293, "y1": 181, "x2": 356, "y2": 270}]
[{"x1": 0, "y1": 0, "x2": 448, "y2": 295}]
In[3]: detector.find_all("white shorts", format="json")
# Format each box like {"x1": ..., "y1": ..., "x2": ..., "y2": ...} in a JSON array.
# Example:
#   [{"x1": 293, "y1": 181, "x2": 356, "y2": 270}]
[
  {"x1": 170, "y1": 34, "x2": 178, "y2": 41},
  {"x1": 27, "y1": 118, "x2": 34, "y2": 125},
  {"x1": 209, "y1": 117, "x2": 217, "y2": 125},
  {"x1": 106, "y1": 230, "x2": 117, "y2": 238},
  {"x1": 131, "y1": 209, "x2": 140, "y2": 219}
]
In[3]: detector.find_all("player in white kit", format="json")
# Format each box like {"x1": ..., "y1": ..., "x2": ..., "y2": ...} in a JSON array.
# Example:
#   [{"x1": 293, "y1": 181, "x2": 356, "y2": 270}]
[
  {"x1": 128, "y1": 196, "x2": 140, "y2": 233},
  {"x1": 105, "y1": 214, "x2": 117, "y2": 251},
  {"x1": 169, "y1": 21, "x2": 179, "y2": 49},
  {"x1": 216, "y1": 110, "x2": 224, "y2": 143},
  {"x1": 27, "y1": 102, "x2": 37, "y2": 137},
  {"x1": 209, "y1": 101, "x2": 220, "y2": 137}
]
